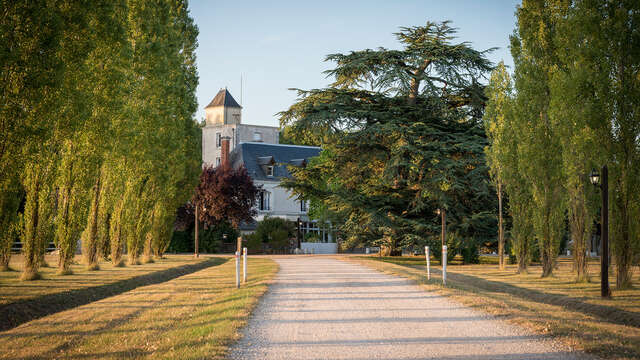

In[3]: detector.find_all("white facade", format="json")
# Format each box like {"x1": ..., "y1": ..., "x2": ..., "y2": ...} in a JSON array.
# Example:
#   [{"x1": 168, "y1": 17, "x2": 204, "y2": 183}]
[{"x1": 254, "y1": 180, "x2": 308, "y2": 222}]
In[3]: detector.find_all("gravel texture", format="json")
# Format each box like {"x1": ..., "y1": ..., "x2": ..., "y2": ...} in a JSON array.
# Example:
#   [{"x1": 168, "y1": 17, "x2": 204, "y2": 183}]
[{"x1": 229, "y1": 257, "x2": 592, "y2": 360}]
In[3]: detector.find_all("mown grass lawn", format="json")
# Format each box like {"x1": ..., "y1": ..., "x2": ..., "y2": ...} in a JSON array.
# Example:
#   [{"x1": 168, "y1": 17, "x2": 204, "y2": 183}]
[
  {"x1": 0, "y1": 257, "x2": 278, "y2": 359},
  {"x1": 1, "y1": 254, "x2": 211, "y2": 306},
  {"x1": 349, "y1": 255, "x2": 640, "y2": 360}
]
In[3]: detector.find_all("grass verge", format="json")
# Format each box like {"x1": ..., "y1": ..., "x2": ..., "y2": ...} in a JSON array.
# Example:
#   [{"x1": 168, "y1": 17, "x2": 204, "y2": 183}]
[
  {"x1": 0, "y1": 256, "x2": 220, "y2": 332},
  {"x1": 347, "y1": 256, "x2": 640, "y2": 360},
  {"x1": 0, "y1": 257, "x2": 278, "y2": 360},
  {"x1": 1, "y1": 254, "x2": 211, "y2": 307}
]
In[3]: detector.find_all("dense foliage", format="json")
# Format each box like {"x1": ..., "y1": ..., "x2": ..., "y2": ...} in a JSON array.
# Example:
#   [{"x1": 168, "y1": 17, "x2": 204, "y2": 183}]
[
  {"x1": 485, "y1": 0, "x2": 639, "y2": 284},
  {"x1": 280, "y1": 21, "x2": 497, "y2": 255},
  {"x1": 246, "y1": 217, "x2": 296, "y2": 254},
  {"x1": 192, "y1": 164, "x2": 260, "y2": 228},
  {"x1": 0, "y1": 0, "x2": 200, "y2": 278}
]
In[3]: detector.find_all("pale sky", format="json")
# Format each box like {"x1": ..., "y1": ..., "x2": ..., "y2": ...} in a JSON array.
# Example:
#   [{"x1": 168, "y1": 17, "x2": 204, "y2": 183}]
[{"x1": 189, "y1": 0, "x2": 521, "y2": 127}]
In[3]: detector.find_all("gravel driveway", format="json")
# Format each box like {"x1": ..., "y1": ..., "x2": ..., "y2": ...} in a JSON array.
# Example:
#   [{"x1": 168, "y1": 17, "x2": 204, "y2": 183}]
[{"x1": 229, "y1": 257, "x2": 590, "y2": 360}]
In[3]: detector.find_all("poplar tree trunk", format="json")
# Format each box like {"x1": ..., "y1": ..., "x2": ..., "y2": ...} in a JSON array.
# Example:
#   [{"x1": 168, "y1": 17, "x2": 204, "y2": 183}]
[
  {"x1": 517, "y1": 244, "x2": 528, "y2": 274},
  {"x1": 540, "y1": 205, "x2": 554, "y2": 278},
  {"x1": 498, "y1": 181, "x2": 505, "y2": 270},
  {"x1": 614, "y1": 193, "x2": 633, "y2": 289},
  {"x1": 21, "y1": 173, "x2": 41, "y2": 280},
  {"x1": 110, "y1": 199, "x2": 125, "y2": 267},
  {"x1": 0, "y1": 242, "x2": 10, "y2": 271},
  {"x1": 0, "y1": 189, "x2": 20, "y2": 271},
  {"x1": 569, "y1": 191, "x2": 589, "y2": 282},
  {"x1": 142, "y1": 207, "x2": 155, "y2": 264},
  {"x1": 56, "y1": 184, "x2": 74, "y2": 275},
  {"x1": 83, "y1": 173, "x2": 102, "y2": 270}
]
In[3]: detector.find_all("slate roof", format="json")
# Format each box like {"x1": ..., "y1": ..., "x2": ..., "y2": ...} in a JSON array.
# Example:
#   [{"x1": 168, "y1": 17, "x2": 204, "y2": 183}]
[
  {"x1": 205, "y1": 88, "x2": 242, "y2": 109},
  {"x1": 230, "y1": 142, "x2": 321, "y2": 181}
]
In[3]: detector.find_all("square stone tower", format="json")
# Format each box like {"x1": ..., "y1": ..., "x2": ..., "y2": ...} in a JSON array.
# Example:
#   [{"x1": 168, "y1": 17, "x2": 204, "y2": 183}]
[{"x1": 202, "y1": 88, "x2": 279, "y2": 167}]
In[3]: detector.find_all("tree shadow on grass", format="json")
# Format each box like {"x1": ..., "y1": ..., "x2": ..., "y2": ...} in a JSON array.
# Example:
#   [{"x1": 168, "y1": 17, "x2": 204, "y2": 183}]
[
  {"x1": 416, "y1": 265, "x2": 640, "y2": 328},
  {"x1": 0, "y1": 258, "x2": 226, "y2": 332}
]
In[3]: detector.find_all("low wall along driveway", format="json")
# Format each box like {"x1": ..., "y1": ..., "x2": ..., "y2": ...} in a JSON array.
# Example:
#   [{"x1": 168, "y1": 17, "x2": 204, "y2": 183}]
[{"x1": 300, "y1": 242, "x2": 337, "y2": 254}]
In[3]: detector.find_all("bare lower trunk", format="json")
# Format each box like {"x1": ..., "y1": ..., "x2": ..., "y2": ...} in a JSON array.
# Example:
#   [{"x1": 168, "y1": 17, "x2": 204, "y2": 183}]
[
  {"x1": 142, "y1": 232, "x2": 154, "y2": 263},
  {"x1": 541, "y1": 226, "x2": 554, "y2": 278},
  {"x1": 83, "y1": 173, "x2": 102, "y2": 270},
  {"x1": 56, "y1": 184, "x2": 74, "y2": 275},
  {"x1": 615, "y1": 197, "x2": 633, "y2": 289},
  {"x1": 110, "y1": 200, "x2": 125, "y2": 267},
  {"x1": 517, "y1": 244, "x2": 528, "y2": 274},
  {"x1": 22, "y1": 174, "x2": 41, "y2": 280},
  {"x1": 569, "y1": 188, "x2": 589, "y2": 282},
  {"x1": 498, "y1": 182, "x2": 505, "y2": 270},
  {"x1": 0, "y1": 250, "x2": 10, "y2": 271}
]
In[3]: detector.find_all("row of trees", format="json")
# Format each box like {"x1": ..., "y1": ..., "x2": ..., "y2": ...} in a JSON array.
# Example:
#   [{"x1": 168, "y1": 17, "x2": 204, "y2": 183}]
[
  {"x1": 0, "y1": 0, "x2": 201, "y2": 279},
  {"x1": 280, "y1": 21, "x2": 498, "y2": 256},
  {"x1": 484, "y1": 0, "x2": 639, "y2": 285}
]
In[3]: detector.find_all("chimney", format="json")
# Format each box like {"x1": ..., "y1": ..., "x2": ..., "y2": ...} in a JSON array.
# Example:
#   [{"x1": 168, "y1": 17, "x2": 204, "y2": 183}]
[{"x1": 221, "y1": 136, "x2": 231, "y2": 167}]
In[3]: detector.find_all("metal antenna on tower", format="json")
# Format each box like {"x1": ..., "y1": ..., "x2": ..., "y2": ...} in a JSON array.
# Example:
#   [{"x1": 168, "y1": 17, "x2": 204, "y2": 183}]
[{"x1": 240, "y1": 74, "x2": 243, "y2": 106}]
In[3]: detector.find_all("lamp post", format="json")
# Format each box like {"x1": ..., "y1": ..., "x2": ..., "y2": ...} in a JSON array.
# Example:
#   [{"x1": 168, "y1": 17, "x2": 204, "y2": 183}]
[
  {"x1": 223, "y1": 233, "x2": 227, "y2": 252},
  {"x1": 590, "y1": 166, "x2": 611, "y2": 298},
  {"x1": 435, "y1": 208, "x2": 447, "y2": 285},
  {"x1": 297, "y1": 217, "x2": 302, "y2": 250},
  {"x1": 195, "y1": 204, "x2": 207, "y2": 258},
  {"x1": 194, "y1": 203, "x2": 199, "y2": 258},
  {"x1": 435, "y1": 208, "x2": 446, "y2": 249}
]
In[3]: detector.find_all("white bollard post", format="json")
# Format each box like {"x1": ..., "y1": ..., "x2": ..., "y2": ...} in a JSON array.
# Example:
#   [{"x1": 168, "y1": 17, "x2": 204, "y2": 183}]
[
  {"x1": 243, "y1": 247, "x2": 247, "y2": 283},
  {"x1": 235, "y1": 251, "x2": 240, "y2": 289},
  {"x1": 442, "y1": 245, "x2": 447, "y2": 286},
  {"x1": 425, "y1": 246, "x2": 431, "y2": 280}
]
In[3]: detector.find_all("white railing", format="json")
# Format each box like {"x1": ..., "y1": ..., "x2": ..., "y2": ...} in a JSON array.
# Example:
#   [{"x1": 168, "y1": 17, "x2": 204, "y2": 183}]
[{"x1": 301, "y1": 242, "x2": 337, "y2": 254}]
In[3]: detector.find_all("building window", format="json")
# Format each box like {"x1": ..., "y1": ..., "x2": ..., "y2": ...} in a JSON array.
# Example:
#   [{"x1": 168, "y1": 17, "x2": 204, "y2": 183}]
[
  {"x1": 216, "y1": 157, "x2": 221, "y2": 166},
  {"x1": 300, "y1": 200, "x2": 307, "y2": 212},
  {"x1": 216, "y1": 132, "x2": 221, "y2": 147},
  {"x1": 259, "y1": 191, "x2": 270, "y2": 211},
  {"x1": 253, "y1": 132, "x2": 262, "y2": 142},
  {"x1": 266, "y1": 165, "x2": 274, "y2": 177}
]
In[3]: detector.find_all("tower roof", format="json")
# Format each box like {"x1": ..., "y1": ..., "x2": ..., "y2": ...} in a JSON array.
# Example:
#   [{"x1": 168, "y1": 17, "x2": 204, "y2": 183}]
[{"x1": 205, "y1": 88, "x2": 242, "y2": 109}]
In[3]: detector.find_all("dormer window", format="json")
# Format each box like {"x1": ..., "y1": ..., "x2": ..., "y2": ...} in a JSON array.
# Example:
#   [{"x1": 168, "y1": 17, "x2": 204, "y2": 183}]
[
  {"x1": 290, "y1": 159, "x2": 307, "y2": 167},
  {"x1": 257, "y1": 156, "x2": 275, "y2": 177}
]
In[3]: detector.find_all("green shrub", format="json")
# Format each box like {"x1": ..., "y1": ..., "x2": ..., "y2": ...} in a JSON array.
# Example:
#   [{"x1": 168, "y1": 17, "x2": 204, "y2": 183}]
[
  {"x1": 429, "y1": 233, "x2": 459, "y2": 264},
  {"x1": 303, "y1": 232, "x2": 320, "y2": 243},
  {"x1": 246, "y1": 233, "x2": 263, "y2": 254},
  {"x1": 269, "y1": 229, "x2": 289, "y2": 251},
  {"x1": 200, "y1": 222, "x2": 238, "y2": 254},
  {"x1": 167, "y1": 221, "x2": 238, "y2": 254},
  {"x1": 252, "y1": 217, "x2": 295, "y2": 253},
  {"x1": 461, "y1": 238, "x2": 480, "y2": 264},
  {"x1": 168, "y1": 230, "x2": 192, "y2": 253}
]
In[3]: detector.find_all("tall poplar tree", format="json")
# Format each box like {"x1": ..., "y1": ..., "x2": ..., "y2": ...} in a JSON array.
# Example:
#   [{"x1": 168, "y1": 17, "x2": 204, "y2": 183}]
[
  {"x1": 484, "y1": 62, "x2": 527, "y2": 271},
  {"x1": 554, "y1": 0, "x2": 640, "y2": 287},
  {"x1": 511, "y1": 0, "x2": 569, "y2": 277}
]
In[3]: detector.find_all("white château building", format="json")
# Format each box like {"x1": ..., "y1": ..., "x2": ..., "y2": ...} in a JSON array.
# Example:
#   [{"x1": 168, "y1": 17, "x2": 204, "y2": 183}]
[{"x1": 202, "y1": 89, "x2": 336, "y2": 253}]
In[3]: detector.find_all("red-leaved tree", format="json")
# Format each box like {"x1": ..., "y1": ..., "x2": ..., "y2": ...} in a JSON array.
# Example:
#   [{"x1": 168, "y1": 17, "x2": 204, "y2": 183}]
[{"x1": 193, "y1": 164, "x2": 260, "y2": 228}]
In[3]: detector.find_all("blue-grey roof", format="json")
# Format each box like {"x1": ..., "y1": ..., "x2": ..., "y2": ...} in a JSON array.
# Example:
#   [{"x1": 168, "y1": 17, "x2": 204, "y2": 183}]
[{"x1": 230, "y1": 142, "x2": 321, "y2": 181}]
